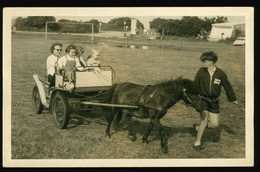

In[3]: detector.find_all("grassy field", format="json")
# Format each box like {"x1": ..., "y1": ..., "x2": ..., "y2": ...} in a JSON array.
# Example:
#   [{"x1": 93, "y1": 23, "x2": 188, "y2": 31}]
[{"x1": 11, "y1": 32, "x2": 245, "y2": 160}]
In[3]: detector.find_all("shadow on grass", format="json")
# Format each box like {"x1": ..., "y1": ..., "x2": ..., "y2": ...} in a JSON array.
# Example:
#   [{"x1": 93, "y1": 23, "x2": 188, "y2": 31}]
[
  {"x1": 66, "y1": 108, "x2": 109, "y2": 129},
  {"x1": 65, "y1": 108, "x2": 236, "y2": 145},
  {"x1": 111, "y1": 119, "x2": 236, "y2": 144}
]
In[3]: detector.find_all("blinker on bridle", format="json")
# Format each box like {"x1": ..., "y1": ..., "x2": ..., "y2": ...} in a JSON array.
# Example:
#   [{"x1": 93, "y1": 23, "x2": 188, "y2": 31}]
[{"x1": 182, "y1": 88, "x2": 193, "y2": 105}]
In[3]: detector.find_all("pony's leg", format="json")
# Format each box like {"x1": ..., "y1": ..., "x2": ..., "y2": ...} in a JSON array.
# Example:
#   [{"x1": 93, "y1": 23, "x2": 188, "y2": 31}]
[
  {"x1": 125, "y1": 112, "x2": 137, "y2": 141},
  {"x1": 151, "y1": 118, "x2": 168, "y2": 153},
  {"x1": 142, "y1": 114, "x2": 165, "y2": 143},
  {"x1": 142, "y1": 121, "x2": 154, "y2": 144},
  {"x1": 114, "y1": 110, "x2": 123, "y2": 125},
  {"x1": 112, "y1": 109, "x2": 123, "y2": 130},
  {"x1": 105, "y1": 107, "x2": 115, "y2": 138}
]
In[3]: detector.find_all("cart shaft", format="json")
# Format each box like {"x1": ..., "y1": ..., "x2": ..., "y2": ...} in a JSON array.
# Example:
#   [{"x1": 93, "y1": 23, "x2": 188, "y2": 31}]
[{"x1": 82, "y1": 102, "x2": 138, "y2": 109}]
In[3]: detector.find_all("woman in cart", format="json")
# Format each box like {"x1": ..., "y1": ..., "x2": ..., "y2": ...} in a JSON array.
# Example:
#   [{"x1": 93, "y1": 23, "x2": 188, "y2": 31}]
[
  {"x1": 46, "y1": 42, "x2": 62, "y2": 88},
  {"x1": 57, "y1": 45, "x2": 84, "y2": 92},
  {"x1": 193, "y1": 51, "x2": 238, "y2": 150}
]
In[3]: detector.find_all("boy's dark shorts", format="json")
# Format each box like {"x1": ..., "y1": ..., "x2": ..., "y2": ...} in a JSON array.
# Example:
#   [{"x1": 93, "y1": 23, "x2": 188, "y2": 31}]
[{"x1": 201, "y1": 98, "x2": 220, "y2": 113}]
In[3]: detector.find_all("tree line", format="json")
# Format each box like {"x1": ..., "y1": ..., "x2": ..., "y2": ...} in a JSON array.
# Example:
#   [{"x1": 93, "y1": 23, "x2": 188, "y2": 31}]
[
  {"x1": 149, "y1": 16, "x2": 228, "y2": 37},
  {"x1": 13, "y1": 16, "x2": 144, "y2": 33},
  {"x1": 13, "y1": 16, "x2": 228, "y2": 37}
]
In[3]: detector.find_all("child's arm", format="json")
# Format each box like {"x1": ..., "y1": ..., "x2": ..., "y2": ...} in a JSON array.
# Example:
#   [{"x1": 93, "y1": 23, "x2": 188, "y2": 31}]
[{"x1": 221, "y1": 72, "x2": 237, "y2": 102}]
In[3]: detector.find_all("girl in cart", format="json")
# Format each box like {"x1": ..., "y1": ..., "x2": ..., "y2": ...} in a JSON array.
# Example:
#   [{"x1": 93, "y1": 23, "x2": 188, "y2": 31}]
[{"x1": 57, "y1": 45, "x2": 84, "y2": 92}]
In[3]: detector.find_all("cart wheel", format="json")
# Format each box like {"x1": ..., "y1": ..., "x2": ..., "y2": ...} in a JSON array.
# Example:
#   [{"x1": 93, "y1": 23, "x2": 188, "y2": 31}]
[
  {"x1": 52, "y1": 92, "x2": 70, "y2": 129},
  {"x1": 32, "y1": 85, "x2": 44, "y2": 114}
]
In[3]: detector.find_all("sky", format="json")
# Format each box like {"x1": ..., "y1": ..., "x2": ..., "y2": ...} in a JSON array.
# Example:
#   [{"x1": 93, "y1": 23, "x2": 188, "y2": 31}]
[{"x1": 55, "y1": 16, "x2": 245, "y2": 29}]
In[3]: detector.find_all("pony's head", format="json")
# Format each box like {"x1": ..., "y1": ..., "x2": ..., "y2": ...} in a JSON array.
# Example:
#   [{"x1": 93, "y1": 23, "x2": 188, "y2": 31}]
[{"x1": 181, "y1": 79, "x2": 204, "y2": 112}]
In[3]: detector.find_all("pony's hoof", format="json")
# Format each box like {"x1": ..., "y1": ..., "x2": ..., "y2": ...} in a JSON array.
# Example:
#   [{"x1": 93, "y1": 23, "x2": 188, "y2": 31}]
[
  {"x1": 161, "y1": 144, "x2": 168, "y2": 153},
  {"x1": 162, "y1": 147, "x2": 168, "y2": 154},
  {"x1": 105, "y1": 133, "x2": 111, "y2": 139},
  {"x1": 128, "y1": 134, "x2": 137, "y2": 141},
  {"x1": 142, "y1": 138, "x2": 149, "y2": 144}
]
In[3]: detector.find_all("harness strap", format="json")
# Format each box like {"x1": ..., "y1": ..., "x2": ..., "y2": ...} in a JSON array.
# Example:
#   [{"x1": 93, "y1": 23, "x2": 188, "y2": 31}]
[
  {"x1": 135, "y1": 85, "x2": 150, "y2": 103},
  {"x1": 133, "y1": 85, "x2": 169, "y2": 112},
  {"x1": 146, "y1": 85, "x2": 180, "y2": 104},
  {"x1": 145, "y1": 87, "x2": 157, "y2": 104}
]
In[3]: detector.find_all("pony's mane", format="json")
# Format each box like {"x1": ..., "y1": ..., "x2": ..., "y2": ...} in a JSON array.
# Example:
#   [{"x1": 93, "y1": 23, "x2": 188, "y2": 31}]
[
  {"x1": 153, "y1": 77, "x2": 184, "y2": 94},
  {"x1": 154, "y1": 77, "x2": 183, "y2": 87},
  {"x1": 182, "y1": 78, "x2": 199, "y2": 94},
  {"x1": 154, "y1": 77, "x2": 199, "y2": 94}
]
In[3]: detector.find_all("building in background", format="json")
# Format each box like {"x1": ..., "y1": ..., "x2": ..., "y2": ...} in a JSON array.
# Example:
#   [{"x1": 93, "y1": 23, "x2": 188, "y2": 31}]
[
  {"x1": 208, "y1": 22, "x2": 245, "y2": 41},
  {"x1": 130, "y1": 18, "x2": 137, "y2": 35}
]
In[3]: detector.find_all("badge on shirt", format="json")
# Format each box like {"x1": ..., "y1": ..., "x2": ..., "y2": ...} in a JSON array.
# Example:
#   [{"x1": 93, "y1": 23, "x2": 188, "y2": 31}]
[{"x1": 214, "y1": 78, "x2": 221, "y2": 85}]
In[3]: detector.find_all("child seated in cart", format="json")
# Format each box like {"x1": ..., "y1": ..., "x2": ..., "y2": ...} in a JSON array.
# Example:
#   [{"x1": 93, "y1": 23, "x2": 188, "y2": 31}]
[
  {"x1": 57, "y1": 45, "x2": 84, "y2": 92},
  {"x1": 85, "y1": 49, "x2": 101, "y2": 71},
  {"x1": 76, "y1": 45, "x2": 87, "y2": 67}
]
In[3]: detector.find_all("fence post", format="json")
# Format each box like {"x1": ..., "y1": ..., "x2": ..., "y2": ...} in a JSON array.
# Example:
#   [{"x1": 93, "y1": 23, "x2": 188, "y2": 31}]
[
  {"x1": 45, "y1": 22, "x2": 48, "y2": 40},
  {"x1": 92, "y1": 23, "x2": 94, "y2": 44}
]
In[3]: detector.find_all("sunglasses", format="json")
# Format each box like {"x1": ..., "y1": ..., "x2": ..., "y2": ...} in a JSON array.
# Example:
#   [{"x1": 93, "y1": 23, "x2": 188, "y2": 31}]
[{"x1": 55, "y1": 49, "x2": 62, "y2": 51}]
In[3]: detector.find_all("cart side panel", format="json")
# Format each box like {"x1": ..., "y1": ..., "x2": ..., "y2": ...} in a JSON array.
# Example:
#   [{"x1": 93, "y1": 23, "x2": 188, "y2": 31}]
[{"x1": 74, "y1": 70, "x2": 112, "y2": 92}]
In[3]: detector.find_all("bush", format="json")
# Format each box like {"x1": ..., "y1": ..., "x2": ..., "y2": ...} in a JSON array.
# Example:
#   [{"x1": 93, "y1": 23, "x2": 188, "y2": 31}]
[{"x1": 149, "y1": 16, "x2": 228, "y2": 37}]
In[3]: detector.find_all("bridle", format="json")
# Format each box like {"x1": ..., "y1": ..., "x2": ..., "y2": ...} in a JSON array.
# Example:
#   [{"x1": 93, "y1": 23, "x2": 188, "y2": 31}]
[{"x1": 182, "y1": 88, "x2": 193, "y2": 104}]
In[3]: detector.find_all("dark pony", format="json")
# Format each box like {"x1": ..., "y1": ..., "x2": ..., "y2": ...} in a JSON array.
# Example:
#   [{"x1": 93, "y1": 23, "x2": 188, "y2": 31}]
[{"x1": 104, "y1": 78, "x2": 205, "y2": 153}]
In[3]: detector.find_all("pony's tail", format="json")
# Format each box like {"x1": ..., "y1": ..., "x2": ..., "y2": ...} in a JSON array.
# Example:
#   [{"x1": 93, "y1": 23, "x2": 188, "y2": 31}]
[
  {"x1": 104, "y1": 83, "x2": 119, "y2": 102},
  {"x1": 102, "y1": 83, "x2": 119, "y2": 113}
]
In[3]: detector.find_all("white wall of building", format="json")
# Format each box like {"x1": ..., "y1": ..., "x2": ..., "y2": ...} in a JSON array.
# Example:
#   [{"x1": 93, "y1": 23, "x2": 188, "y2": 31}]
[
  {"x1": 208, "y1": 22, "x2": 244, "y2": 41},
  {"x1": 131, "y1": 18, "x2": 137, "y2": 35}
]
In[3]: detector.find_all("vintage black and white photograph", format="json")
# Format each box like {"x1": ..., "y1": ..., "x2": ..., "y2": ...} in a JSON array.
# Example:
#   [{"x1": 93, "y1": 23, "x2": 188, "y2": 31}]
[{"x1": 3, "y1": 7, "x2": 254, "y2": 167}]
